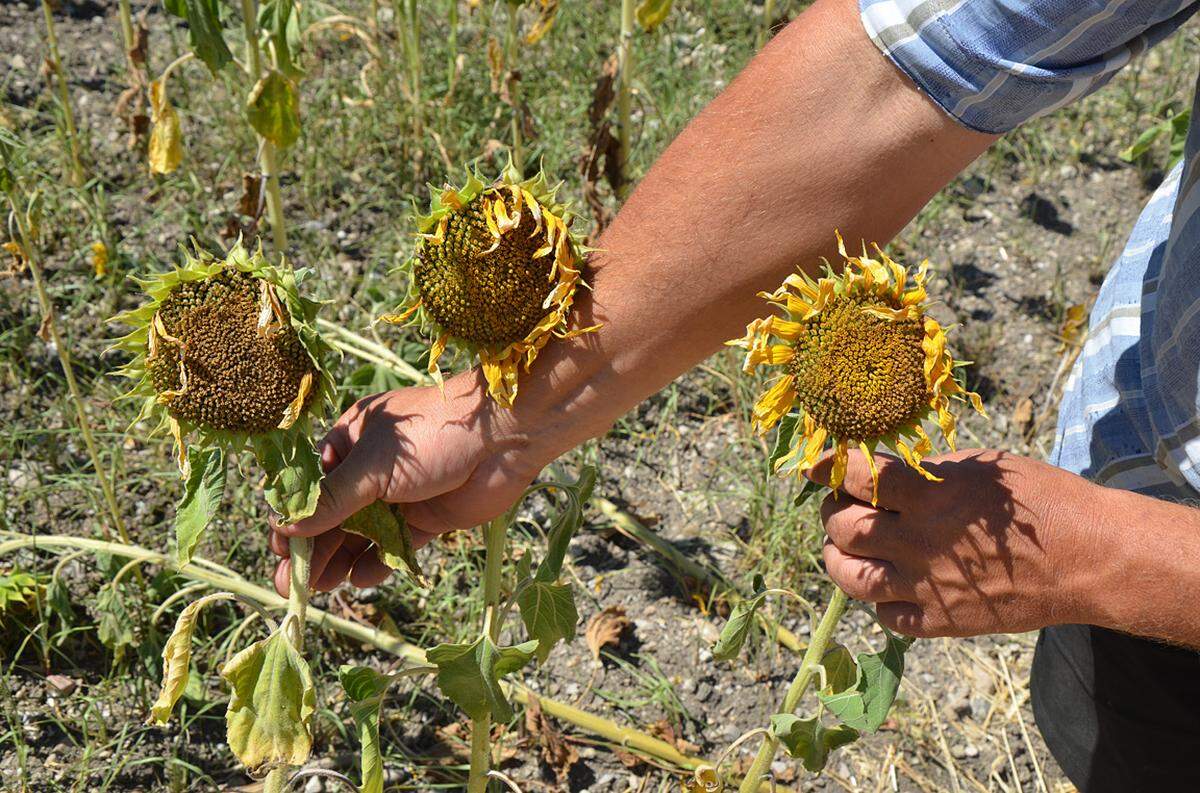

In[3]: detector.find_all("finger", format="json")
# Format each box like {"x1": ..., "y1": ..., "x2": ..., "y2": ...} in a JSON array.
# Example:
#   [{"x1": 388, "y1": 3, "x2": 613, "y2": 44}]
[
  {"x1": 807, "y1": 448, "x2": 926, "y2": 511},
  {"x1": 876, "y1": 601, "x2": 931, "y2": 638},
  {"x1": 274, "y1": 558, "x2": 291, "y2": 597},
  {"x1": 269, "y1": 528, "x2": 290, "y2": 558},
  {"x1": 349, "y1": 549, "x2": 393, "y2": 588},
  {"x1": 306, "y1": 529, "x2": 348, "y2": 589},
  {"x1": 313, "y1": 533, "x2": 370, "y2": 591},
  {"x1": 403, "y1": 455, "x2": 530, "y2": 536},
  {"x1": 820, "y1": 494, "x2": 904, "y2": 558},
  {"x1": 280, "y1": 441, "x2": 387, "y2": 538},
  {"x1": 822, "y1": 540, "x2": 914, "y2": 603}
]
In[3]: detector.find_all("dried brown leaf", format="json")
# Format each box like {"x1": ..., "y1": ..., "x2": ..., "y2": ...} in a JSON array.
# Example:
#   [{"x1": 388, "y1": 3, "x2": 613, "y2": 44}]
[
  {"x1": 584, "y1": 605, "x2": 629, "y2": 660},
  {"x1": 523, "y1": 694, "x2": 578, "y2": 782}
]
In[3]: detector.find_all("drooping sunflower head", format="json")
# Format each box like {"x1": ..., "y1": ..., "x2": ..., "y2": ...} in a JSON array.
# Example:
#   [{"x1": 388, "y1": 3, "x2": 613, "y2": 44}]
[
  {"x1": 111, "y1": 240, "x2": 335, "y2": 471},
  {"x1": 728, "y1": 233, "x2": 986, "y2": 504},
  {"x1": 383, "y1": 161, "x2": 597, "y2": 407}
]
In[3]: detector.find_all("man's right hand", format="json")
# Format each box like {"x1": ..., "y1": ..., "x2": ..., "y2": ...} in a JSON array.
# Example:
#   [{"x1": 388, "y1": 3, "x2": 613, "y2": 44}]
[{"x1": 267, "y1": 374, "x2": 541, "y2": 596}]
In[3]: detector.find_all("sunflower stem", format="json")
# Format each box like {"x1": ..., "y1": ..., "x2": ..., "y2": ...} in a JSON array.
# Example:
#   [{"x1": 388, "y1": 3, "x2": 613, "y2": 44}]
[
  {"x1": 117, "y1": 0, "x2": 136, "y2": 71},
  {"x1": 504, "y1": 2, "x2": 523, "y2": 173},
  {"x1": 616, "y1": 0, "x2": 635, "y2": 199},
  {"x1": 735, "y1": 586, "x2": 849, "y2": 793},
  {"x1": 239, "y1": 0, "x2": 289, "y2": 253},
  {"x1": 40, "y1": 0, "x2": 85, "y2": 186},
  {"x1": 468, "y1": 511, "x2": 509, "y2": 793}
]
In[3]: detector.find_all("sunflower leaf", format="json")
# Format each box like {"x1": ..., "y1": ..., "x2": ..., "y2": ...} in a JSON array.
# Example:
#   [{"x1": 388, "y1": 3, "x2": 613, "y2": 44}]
[
  {"x1": 817, "y1": 630, "x2": 915, "y2": 732},
  {"x1": 339, "y1": 665, "x2": 396, "y2": 793},
  {"x1": 769, "y1": 714, "x2": 860, "y2": 772},
  {"x1": 221, "y1": 628, "x2": 315, "y2": 773},
  {"x1": 162, "y1": 0, "x2": 232, "y2": 75},
  {"x1": 96, "y1": 585, "x2": 136, "y2": 663},
  {"x1": 769, "y1": 413, "x2": 800, "y2": 469},
  {"x1": 712, "y1": 574, "x2": 768, "y2": 662},
  {"x1": 427, "y1": 637, "x2": 538, "y2": 723},
  {"x1": 517, "y1": 581, "x2": 578, "y2": 663},
  {"x1": 175, "y1": 446, "x2": 226, "y2": 566},
  {"x1": 821, "y1": 642, "x2": 858, "y2": 695},
  {"x1": 257, "y1": 0, "x2": 304, "y2": 80},
  {"x1": 247, "y1": 70, "x2": 301, "y2": 150},
  {"x1": 253, "y1": 431, "x2": 322, "y2": 524},
  {"x1": 635, "y1": 0, "x2": 673, "y2": 31},
  {"x1": 534, "y1": 465, "x2": 595, "y2": 584},
  {"x1": 342, "y1": 500, "x2": 429, "y2": 588},
  {"x1": 149, "y1": 592, "x2": 236, "y2": 725},
  {"x1": 793, "y1": 477, "x2": 824, "y2": 507}
]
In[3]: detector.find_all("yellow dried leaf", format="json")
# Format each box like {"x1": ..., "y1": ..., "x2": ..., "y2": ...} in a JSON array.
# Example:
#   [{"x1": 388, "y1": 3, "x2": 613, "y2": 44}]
[
  {"x1": 487, "y1": 37, "x2": 504, "y2": 94},
  {"x1": 148, "y1": 593, "x2": 235, "y2": 725},
  {"x1": 148, "y1": 79, "x2": 183, "y2": 174},
  {"x1": 525, "y1": 0, "x2": 560, "y2": 44},
  {"x1": 90, "y1": 241, "x2": 108, "y2": 278}
]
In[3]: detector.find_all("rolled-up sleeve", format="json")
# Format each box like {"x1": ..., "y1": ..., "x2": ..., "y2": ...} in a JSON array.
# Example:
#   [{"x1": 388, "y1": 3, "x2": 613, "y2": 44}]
[{"x1": 860, "y1": 0, "x2": 1199, "y2": 134}]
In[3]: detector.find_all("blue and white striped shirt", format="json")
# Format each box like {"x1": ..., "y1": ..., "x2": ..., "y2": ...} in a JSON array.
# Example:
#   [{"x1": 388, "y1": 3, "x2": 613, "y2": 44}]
[{"x1": 860, "y1": 0, "x2": 1200, "y2": 500}]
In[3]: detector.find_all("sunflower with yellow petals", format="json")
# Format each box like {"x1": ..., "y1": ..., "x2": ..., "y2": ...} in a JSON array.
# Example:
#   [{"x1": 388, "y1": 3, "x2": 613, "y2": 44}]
[
  {"x1": 728, "y1": 233, "x2": 986, "y2": 505},
  {"x1": 383, "y1": 161, "x2": 598, "y2": 407}
]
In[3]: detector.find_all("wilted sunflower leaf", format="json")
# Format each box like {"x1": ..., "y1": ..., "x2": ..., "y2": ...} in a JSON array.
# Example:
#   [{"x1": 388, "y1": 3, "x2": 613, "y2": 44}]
[
  {"x1": 534, "y1": 465, "x2": 596, "y2": 584},
  {"x1": 524, "y1": 0, "x2": 559, "y2": 44},
  {"x1": 339, "y1": 665, "x2": 395, "y2": 793},
  {"x1": 252, "y1": 432, "x2": 322, "y2": 524},
  {"x1": 247, "y1": 70, "x2": 301, "y2": 150},
  {"x1": 769, "y1": 713, "x2": 860, "y2": 772},
  {"x1": 426, "y1": 636, "x2": 538, "y2": 723},
  {"x1": 163, "y1": 0, "x2": 232, "y2": 74},
  {"x1": 148, "y1": 80, "x2": 183, "y2": 174},
  {"x1": 96, "y1": 585, "x2": 135, "y2": 661},
  {"x1": 221, "y1": 628, "x2": 315, "y2": 773},
  {"x1": 635, "y1": 0, "x2": 673, "y2": 31},
  {"x1": 517, "y1": 581, "x2": 578, "y2": 663},
  {"x1": 149, "y1": 592, "x2": 236, "y2": 725},
  {"x1": 818, "y1": 630, "x2": 915, "y2": 732},
  {"x1": 46, "y1": 573, "x2": 74, "y2": 623},
  {"x1": 711, "y1": 574, "x2": 767, "y2": 662},
  {"x1": 175, "y1": 446, "x2": 227, "y2": 566},
  {"x1": 821, "y1": 642, "x2": 857, "y2": 695},
  {"x1": 342, "y1": 500, "x2": 429, "y2": 588},
  {"x1": 257, "y1": 0, "x2": 304, "y2": 80}
]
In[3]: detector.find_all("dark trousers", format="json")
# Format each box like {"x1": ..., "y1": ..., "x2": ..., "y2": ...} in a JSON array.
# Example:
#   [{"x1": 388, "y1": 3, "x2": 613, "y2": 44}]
[{"x1": 1031, "y1": 624, "x2": 1200, "y2": 792}]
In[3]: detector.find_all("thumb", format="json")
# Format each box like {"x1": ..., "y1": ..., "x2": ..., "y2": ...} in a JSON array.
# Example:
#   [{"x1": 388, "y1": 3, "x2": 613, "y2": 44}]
[{"x1": 279, "y1": 442, "x2": 385, "y2": 537}]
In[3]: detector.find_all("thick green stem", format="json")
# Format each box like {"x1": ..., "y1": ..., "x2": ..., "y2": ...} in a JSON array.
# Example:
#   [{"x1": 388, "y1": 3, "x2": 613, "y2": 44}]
[
  {"x1": 616, "y1": 0, "x2": 635, "y2": 199},
  {"x1": 40, "y1": 0, "x2": 85, "y2": 186},
  {"x1": 446, "y1": 0, "x2": 459, "y2": 89},
  {"x1": 505, "y1": 2, "x2": 523, "y2": 173},
  {"x1": 736, "y1": 587, "x2": 849, "y2": 793},
  {"x1": 468, "y1": 514, "x2": 509, "y2": 793},
  {"x1": 8, "y1": 204, "x2": 127, "y2": 545}
]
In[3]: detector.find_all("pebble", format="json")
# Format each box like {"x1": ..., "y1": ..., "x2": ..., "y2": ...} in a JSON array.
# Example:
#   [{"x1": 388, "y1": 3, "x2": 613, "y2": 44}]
[{"x1": 303, "y1": 776, "x2": 324, "y2": 793}]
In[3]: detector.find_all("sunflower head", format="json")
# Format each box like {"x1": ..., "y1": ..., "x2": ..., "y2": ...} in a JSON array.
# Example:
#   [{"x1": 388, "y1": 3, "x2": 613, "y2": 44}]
[
  {"x1": 728, "y1": 233, "x2": 986, "y2": 504},
  {"x1": 383, "y1": 160, "x2": 597, "y2": 407},
  {"x1": 111, "y1": 240, "x2": 335, "y2": 479}
]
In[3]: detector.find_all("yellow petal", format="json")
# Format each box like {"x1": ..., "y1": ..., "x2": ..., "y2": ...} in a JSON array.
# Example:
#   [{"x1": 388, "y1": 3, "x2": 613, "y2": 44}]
[
  {"x1": 799, "y1": 424, "x2": 828, "y2": 471},
  {"x1": 379, "y1": 299, "x2": 422, "y2": 326},
  {"x1": 752, "y1": 375, "x2": 797, "y2": 433},
  {"x1": 829, "y1": 440, "x2": 849, "y2": 494},
  {"x1": 746, "y1": 344, "x2": 794, "y2": 368},
  {"x1": 858, "y1": 441, "x2": 879, "y2": 507}
]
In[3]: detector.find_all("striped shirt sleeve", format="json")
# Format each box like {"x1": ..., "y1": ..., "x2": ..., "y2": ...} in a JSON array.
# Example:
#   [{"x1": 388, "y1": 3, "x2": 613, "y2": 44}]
[{"x1": 859, "y1": 0, "x2": 1199, "y2": 134}]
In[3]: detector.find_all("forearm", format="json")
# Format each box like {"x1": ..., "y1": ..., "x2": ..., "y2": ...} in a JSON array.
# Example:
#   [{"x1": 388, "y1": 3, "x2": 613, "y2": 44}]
[
  {"x1": 485, "y1": 0, "x2": 995, "y2": 460},
  {"x1": 1086, "y1": 486, "x2": 1200, "y2": 648}
]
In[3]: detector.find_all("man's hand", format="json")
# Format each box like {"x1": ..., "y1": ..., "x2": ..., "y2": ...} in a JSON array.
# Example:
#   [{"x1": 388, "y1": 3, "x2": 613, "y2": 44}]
[
  {"x1": 268, "y1": 375, "x2": 540, "y2": 596},
  {"x1": 808, "y1": 449, "x2": 1107, "y2": 638}
]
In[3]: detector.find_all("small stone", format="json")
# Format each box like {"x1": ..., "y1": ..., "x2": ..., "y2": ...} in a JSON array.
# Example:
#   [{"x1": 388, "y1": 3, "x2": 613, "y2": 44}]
[
  {"x1": 302, "y1": 775, "x2": 324, "y2": 793},
  {"x1": 698, "y1": 649, "x2": 712, "y2": 663}
]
